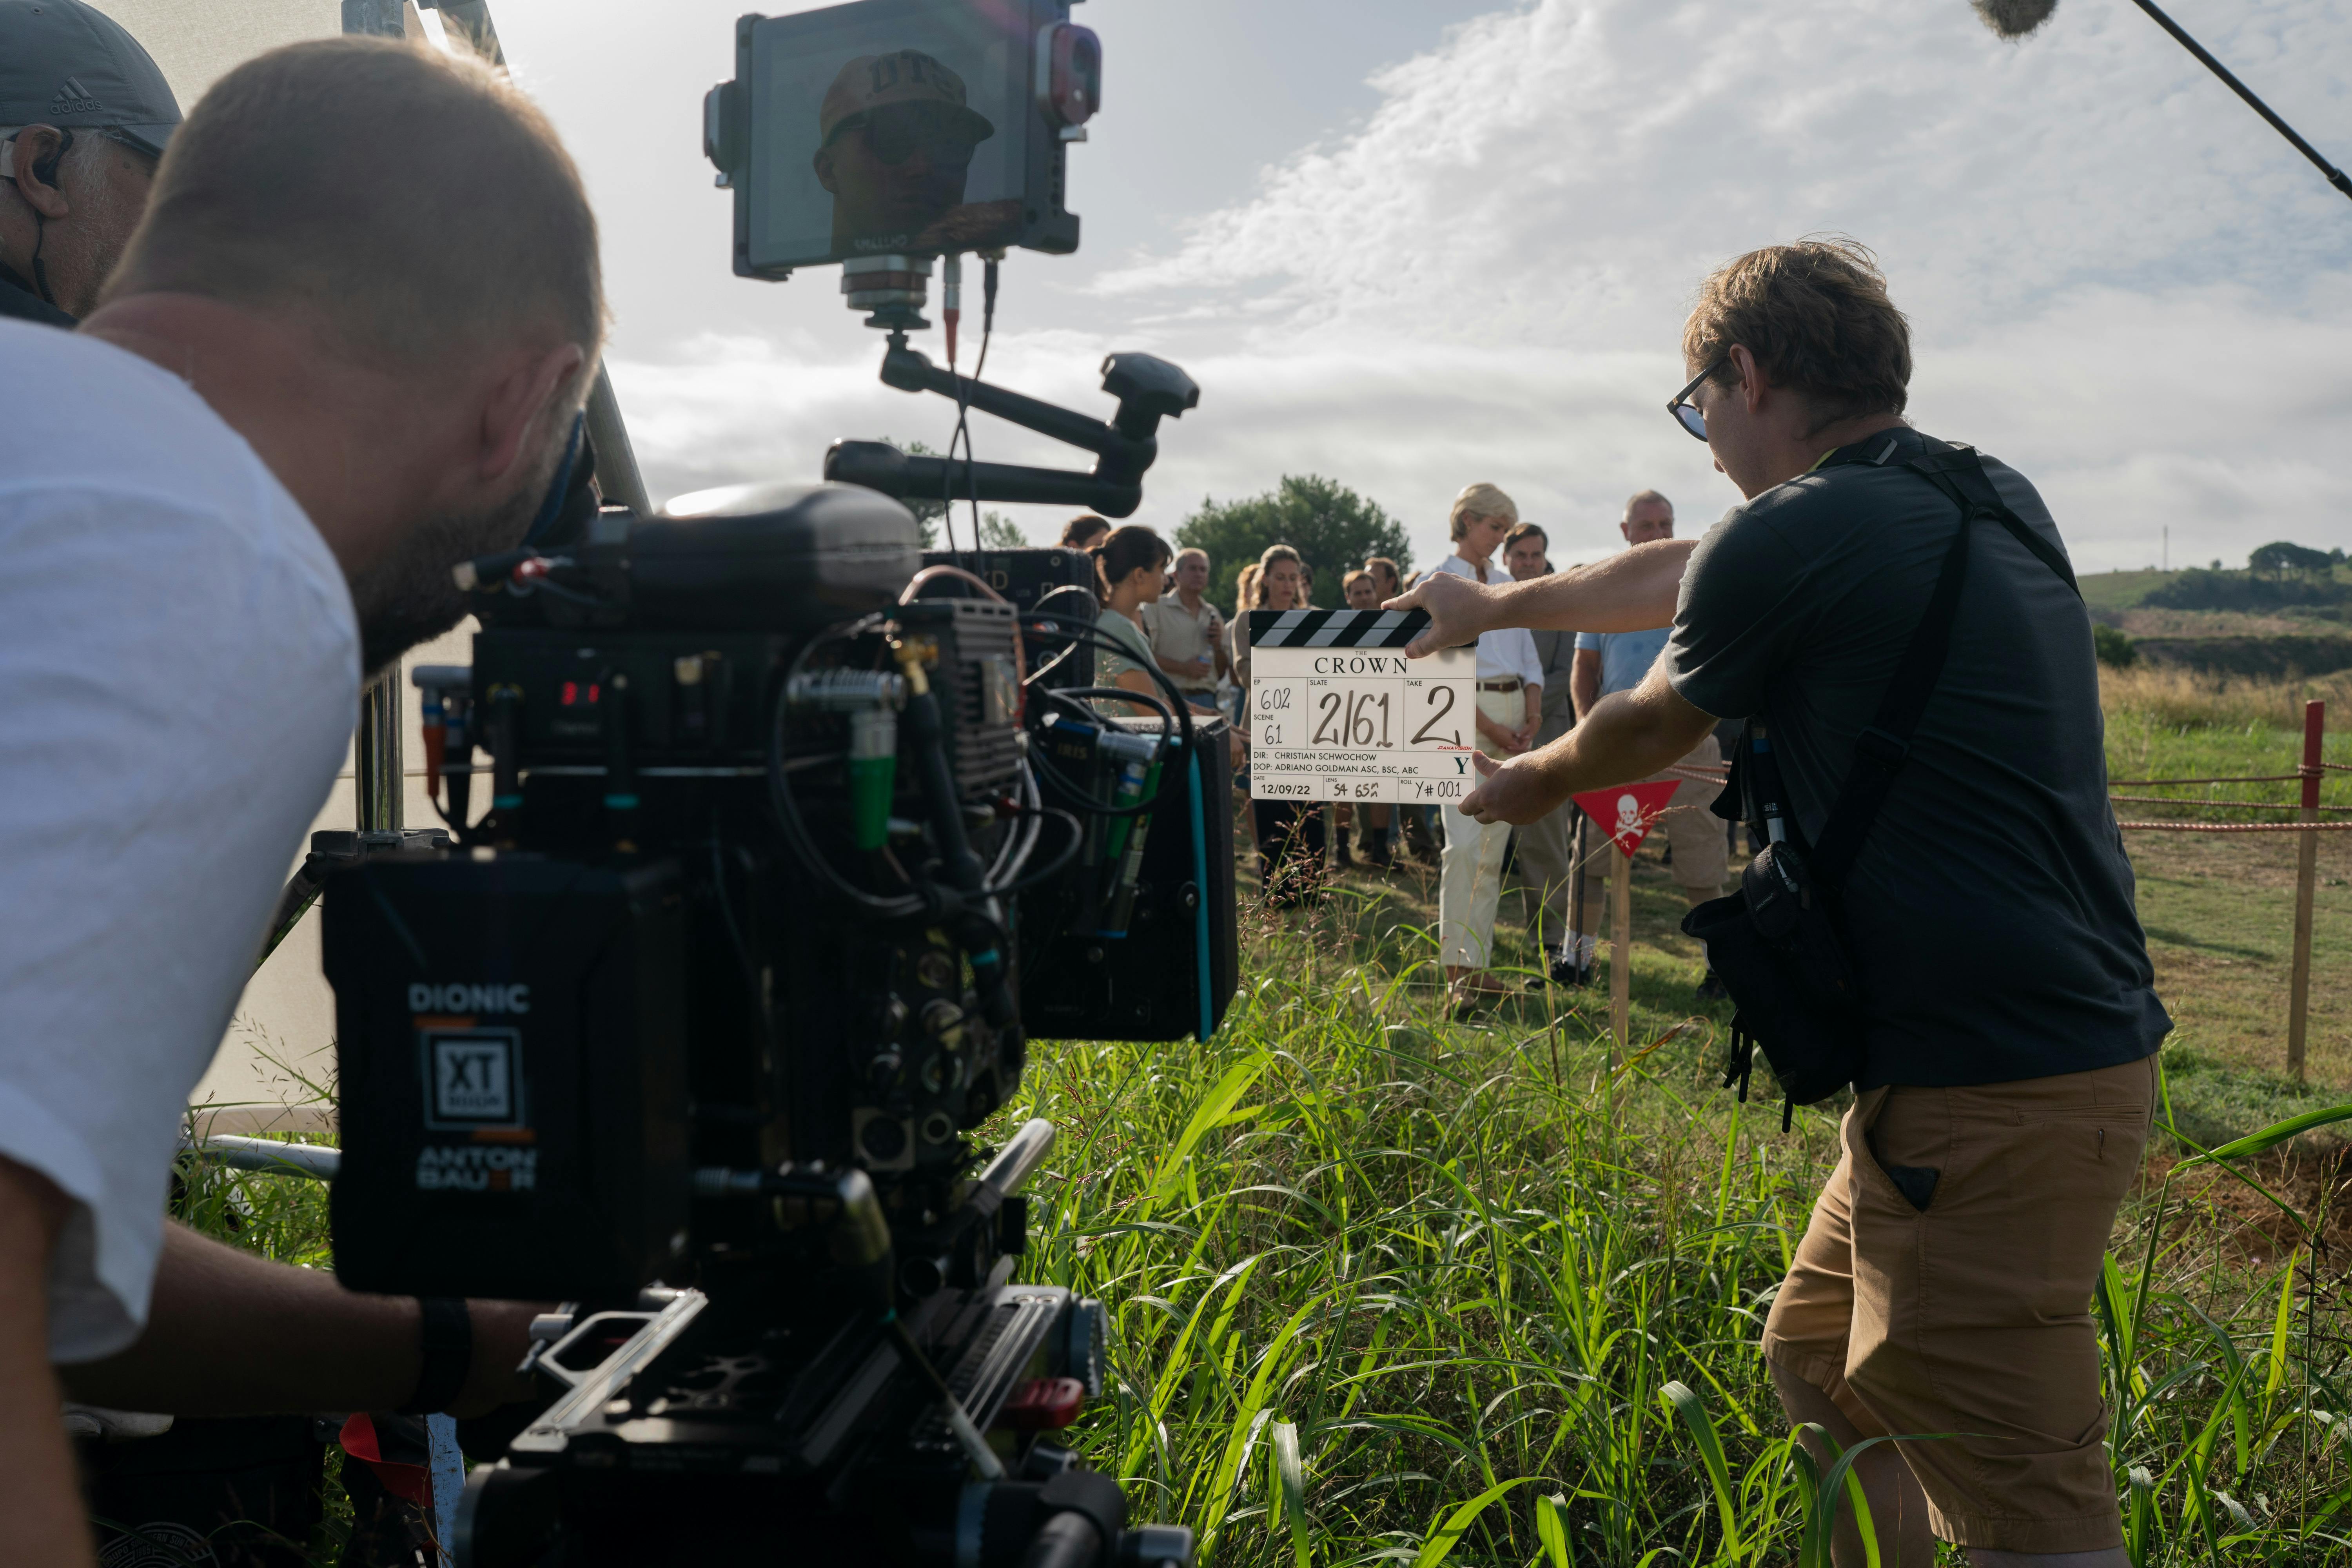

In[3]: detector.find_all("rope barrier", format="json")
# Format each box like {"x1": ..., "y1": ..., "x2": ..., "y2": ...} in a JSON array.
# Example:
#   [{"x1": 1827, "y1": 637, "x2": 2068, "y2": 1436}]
[
  {"x1": 2111, "y1": 795, "x2": 2352, "y2": 813},
  {"x1": 2108, "y1": 773, "x2": 2316, "y2": 786},
  {"x1": 2115, "y1": 819, "x2": 2352, "y2": 832}
]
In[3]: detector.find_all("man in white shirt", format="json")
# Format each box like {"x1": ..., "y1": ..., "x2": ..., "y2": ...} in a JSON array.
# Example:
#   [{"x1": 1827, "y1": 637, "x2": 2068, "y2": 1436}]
[
  {"x1": 1430, "y1": 483, "x2": 1543, "y2": 1009},
  {"x1": 1142, "y1": 545, "x2": 1227, "y2": 710},
  {"x1": 0, "y1": 39, "x2": 600, "y2": 1563}
]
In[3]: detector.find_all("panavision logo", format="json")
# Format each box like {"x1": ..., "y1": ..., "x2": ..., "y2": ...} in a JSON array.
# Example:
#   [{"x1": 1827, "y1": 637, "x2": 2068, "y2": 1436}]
[
  {"x1": 409, "y1": 982, "x2": 530, "y2": 1014},
  {"x1": 51, "y1": 77, "x2": 103, "y2": 116}
]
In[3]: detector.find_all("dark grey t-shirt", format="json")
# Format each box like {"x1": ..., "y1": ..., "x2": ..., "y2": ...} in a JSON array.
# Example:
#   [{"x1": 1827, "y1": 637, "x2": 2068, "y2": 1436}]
[{"x1": 1665, "y1": 428, "x2": 2169, "y2": 1088}]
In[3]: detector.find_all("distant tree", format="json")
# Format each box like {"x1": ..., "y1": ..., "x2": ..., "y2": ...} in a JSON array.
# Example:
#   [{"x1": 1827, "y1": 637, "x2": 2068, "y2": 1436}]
[
  {"x1": 2092, "y1": 623, "x2": 2138, "y2": 668},
  {"x1": 976, "y1": 511, "x2": 1027, "y2": 549},
  {"x1": 1176, "y1": 474, "x2": 1414, "y2": 614},
  {"x1": 2250, "y1": 540, "x2": 2334, "y2": 579}
]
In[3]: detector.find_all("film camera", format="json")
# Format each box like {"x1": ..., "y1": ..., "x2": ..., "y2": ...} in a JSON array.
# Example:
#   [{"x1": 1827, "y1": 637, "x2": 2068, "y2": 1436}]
[{"x1": 319, "y1": 3, "x2": 1230, "y2": 1563}]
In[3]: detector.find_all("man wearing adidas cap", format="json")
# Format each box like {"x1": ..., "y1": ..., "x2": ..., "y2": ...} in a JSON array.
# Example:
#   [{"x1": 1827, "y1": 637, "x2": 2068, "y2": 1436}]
[{"x1": 0, "y1": 0, "x2": 181, "y2": 325}]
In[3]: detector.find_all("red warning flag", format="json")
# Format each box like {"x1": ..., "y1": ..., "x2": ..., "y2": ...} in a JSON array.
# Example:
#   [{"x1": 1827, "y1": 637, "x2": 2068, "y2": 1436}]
[{"x1": 1570, "y1": 778, "x2": 1684, "y2": 858}]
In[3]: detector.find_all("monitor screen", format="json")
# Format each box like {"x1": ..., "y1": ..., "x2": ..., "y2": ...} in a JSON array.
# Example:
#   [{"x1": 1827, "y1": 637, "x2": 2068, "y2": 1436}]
[{"x1": 744, "y1": 2, "x2": 1031, "y2": 272}]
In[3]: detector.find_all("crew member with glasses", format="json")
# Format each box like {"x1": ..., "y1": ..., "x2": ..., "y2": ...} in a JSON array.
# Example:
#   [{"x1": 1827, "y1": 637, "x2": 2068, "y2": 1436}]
[{"x1": 1389, "y1": 238, "x2": 2165, "y2": 1567}]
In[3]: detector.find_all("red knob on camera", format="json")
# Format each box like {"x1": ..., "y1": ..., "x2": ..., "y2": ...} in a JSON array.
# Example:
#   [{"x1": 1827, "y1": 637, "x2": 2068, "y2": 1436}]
[
  {"x1": 1035, "y1": 23, "x2": 1100, "y2": 128},
  {"x1": 999, "y1": 1376, "x2": 1086, "y2": 1430}
]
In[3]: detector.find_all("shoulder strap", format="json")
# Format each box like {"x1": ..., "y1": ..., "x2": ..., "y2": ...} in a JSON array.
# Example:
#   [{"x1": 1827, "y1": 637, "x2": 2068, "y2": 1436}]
[
  {"x1": 1898, "y1": 442, "x2": 2082, "y2": 601},
  {"x1": 1806, "y1": 438, "x2": 2078, "y2": 887}
]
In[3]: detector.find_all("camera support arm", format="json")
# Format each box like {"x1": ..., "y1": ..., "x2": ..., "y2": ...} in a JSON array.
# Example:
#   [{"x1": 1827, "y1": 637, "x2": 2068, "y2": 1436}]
[{"x1": 825, "y1": 339, "x2": 1198, "y2": 519}]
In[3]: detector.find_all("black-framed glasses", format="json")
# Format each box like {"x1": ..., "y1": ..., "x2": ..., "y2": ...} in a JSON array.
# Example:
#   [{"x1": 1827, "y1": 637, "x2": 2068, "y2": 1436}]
[
  {"x1": 1668, "y1": 355, "x2": 1728, "y2": 442},
  {"x1": 94, "y1": 126, "x2": 163, "y2": 165}
]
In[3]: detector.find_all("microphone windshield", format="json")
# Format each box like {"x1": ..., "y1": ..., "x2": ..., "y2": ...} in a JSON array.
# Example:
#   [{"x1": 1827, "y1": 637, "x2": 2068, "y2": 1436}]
[{"x1": 1973, "y1": 0, "x2": 2058, "y2": 37}]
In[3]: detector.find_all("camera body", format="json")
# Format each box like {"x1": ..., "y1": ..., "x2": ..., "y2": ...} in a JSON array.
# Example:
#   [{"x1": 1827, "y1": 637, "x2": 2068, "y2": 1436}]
[
  {"x1": 323, "y1": 485, "x2": 1231, "y2": 1566},
  {"x1": 318, "y1": 2, "x2": 1214, "y2": 1557}
]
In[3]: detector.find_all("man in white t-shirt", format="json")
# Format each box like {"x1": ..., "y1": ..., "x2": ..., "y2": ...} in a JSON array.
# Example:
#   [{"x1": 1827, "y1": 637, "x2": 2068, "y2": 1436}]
[{"x1": 0, "y1": 40, "x2": 602, "y2": 1562}]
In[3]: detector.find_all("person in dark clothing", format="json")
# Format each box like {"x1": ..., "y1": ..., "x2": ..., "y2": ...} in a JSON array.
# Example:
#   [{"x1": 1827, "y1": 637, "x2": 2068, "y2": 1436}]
[
  {"x1": 1396, "y1": 240, "x2": 2162, "y2": 1568},
  {"x1": 0, "y1": 0, "x2": 182, "y2": 326}
]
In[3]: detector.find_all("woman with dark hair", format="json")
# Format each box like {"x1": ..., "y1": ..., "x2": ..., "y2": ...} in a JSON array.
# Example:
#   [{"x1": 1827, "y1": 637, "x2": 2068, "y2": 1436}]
[
  {"x1": 1089, "y1": 524, "x2": 1173, "y2": 710},
  {"x1": 1059, "y1": 514, "x2": 1112, "y2": 551},
  {"x1": 1229, "y1": 544, "x2": 1323, "y2": 907}
]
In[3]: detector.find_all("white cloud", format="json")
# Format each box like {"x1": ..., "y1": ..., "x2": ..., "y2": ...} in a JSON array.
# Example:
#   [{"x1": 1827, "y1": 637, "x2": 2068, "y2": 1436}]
[{"x1": 615, "y1": 0, "x2": 2352, "y2": 573}]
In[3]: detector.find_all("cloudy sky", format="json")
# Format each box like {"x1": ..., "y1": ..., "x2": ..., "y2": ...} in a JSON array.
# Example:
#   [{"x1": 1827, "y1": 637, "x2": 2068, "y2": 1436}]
[{"x1": 148, "y1": 0, "x2": 2352, "y2": 573}]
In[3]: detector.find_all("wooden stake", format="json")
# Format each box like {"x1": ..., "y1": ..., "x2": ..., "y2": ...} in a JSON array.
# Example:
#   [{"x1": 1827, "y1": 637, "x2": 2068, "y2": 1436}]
[
  {"x1": 1610, "y1": 845, "x2": 1632, "y2": 1063},
  {"x1": 2288, "y1": 699, "x2": 2324, "y2": 1082}
]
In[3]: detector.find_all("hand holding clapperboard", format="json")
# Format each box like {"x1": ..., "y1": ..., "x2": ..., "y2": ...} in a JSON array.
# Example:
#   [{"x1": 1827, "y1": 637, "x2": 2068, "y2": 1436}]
[
  {"x1": 1245, "y1": 608, "x2": 1480, "y2": 804},
  {"x1": 1247, "y1": 607, "x2": 1683, "y2": 1053},
  {"x1": 1244, "y1": 607, "x2": 1686, "y2": 839}
]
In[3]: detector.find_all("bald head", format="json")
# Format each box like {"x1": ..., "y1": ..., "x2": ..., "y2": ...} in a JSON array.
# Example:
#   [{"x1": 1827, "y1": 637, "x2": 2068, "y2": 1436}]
[
  {"x1": 105, "y1": 36, "x2": 601, "y2": 374},
  {"x1": 83, "y1": 37, "x2": 605, "y2": 673},
  {"x1": 1622, "y1": 489, "x2": 1674, "y2": 547}
]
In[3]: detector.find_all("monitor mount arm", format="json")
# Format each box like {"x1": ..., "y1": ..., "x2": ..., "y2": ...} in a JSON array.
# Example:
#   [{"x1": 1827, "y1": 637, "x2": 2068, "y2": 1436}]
[{"x1": 824, "y1": 332, "x2": 1200, "y2": 520}]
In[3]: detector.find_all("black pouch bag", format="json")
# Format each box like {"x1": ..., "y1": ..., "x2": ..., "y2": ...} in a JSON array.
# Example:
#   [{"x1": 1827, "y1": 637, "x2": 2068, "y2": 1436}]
[{"x1": 1681, "y1": 436, "x2": 2082, "y2": 1123}]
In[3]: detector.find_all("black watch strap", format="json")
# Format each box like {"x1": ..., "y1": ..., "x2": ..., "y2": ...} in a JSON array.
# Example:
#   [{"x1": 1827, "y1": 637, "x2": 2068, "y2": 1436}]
[{"x1": 398, "y1": 1297, "x2": 474, "y2": 1415}]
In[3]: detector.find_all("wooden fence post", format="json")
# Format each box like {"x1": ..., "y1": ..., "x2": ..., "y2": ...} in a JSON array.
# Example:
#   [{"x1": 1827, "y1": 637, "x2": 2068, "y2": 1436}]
[
  {"x1": 1610, "y1": 845, "x2": 1632, "y2": 1063},
  {"x1": 2288, "y1": 699, "x2": 2324, "y2": 1082}
]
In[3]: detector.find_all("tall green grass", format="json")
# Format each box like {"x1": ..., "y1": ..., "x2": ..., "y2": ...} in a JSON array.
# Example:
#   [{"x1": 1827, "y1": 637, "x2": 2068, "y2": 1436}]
[
  {"x1": 2103, "y1": 667, "x2": 2352, "y2": 824},
  {"x1": 183, "y1": 889, "x2": 2352, "y2": 1564},
  {"x1": 1007, "y1": 906, "x2": 2352, "y2": 1565}
]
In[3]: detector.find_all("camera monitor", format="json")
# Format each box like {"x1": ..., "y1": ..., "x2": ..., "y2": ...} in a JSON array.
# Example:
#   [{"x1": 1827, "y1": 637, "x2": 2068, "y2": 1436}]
[{"x1": 709, "y1": 0, "x2": 1098, "y2": 279}]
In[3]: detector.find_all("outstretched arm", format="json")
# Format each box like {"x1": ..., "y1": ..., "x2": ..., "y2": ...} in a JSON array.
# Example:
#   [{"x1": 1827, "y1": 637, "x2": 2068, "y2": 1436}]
[
  {"x1": 1460, "y1": 661, "x2": 1719, "y2": 826},
  {"x1": 1385, "y1": 539, "x2": 1697, "y2": 658},
  {"x1": 58, "y1": 1221, "x2": 540, "y2": 1418}
]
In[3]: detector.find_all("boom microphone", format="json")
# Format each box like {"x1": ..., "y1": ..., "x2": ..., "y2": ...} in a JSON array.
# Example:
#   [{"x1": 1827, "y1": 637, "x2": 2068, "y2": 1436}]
[
  {"x1": 1972, "y1": 0, "x2": 2056, "y2": 39},
  {"x1": 1969, "y1": 0, "x2": 2351, "y2": 203}
]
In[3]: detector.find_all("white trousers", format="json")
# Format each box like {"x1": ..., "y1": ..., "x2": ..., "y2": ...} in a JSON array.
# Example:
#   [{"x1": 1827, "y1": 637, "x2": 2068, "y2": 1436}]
[{"x1": 1437, "y1": 688, "x2": 1524, "y2": 969}]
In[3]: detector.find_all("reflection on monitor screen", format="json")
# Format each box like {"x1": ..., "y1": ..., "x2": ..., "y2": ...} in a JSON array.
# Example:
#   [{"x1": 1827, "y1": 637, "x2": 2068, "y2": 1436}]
[{"x1": 749, "y1": 7, "x2": 1028, "y2": 271}]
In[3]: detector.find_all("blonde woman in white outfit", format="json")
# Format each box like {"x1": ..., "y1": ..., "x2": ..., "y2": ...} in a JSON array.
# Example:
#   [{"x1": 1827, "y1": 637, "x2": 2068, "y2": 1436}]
[{"x1": 1432, "y1": 483, "x2": 1544, "y2": 1011}]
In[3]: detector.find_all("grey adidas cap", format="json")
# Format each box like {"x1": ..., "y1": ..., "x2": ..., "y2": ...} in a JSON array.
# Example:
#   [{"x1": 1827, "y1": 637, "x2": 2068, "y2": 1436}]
[{"x1": 0, "y1": 0, "x2": 182, "y2": 158}]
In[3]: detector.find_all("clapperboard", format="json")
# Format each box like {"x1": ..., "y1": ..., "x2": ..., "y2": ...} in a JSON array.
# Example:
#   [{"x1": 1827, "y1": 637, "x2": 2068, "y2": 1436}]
[{"x1": 1247, "y1": 609, "x2": 1477, "y2": 805}]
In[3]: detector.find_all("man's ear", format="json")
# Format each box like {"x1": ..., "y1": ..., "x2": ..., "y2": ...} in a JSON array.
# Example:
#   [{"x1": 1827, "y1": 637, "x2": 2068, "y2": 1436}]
[
  {"x1": 475, "y1": 343, "x2": 588, "y2": 484},
  {"x1": 4, "y1": 127, "x2": 74, "y2": 219},
  {"x1": 811, "y1": 144, "x2": 840, "y2": 194},
  {"x1": 1729, "y1": 344, "x2": 1769, "y2": 415}
]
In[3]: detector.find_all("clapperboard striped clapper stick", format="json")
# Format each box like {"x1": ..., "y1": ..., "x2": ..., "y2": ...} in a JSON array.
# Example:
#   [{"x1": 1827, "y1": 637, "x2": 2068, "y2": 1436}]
[{"x1": 1247, "y1": 609, "x2": 1480, "y2": 805}]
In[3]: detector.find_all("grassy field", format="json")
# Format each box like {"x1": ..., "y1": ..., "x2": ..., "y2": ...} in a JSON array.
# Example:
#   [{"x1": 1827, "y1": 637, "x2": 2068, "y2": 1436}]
[
  {"x1": 1009, "y1": 919, "x2": 2352, "y2": 1566},
  {"x1": 169, "y1": 666, "x2": 2352, "y2": 1566}
]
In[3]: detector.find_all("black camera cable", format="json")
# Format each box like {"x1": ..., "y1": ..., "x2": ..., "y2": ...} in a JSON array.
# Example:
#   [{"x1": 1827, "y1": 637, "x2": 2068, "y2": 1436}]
[
  {"x1": 938, "y1": 256, "x2": 999, "y2": 564},
  {"x1": 1018, "y1": 615, "x2": 1199, "y2": 751}
]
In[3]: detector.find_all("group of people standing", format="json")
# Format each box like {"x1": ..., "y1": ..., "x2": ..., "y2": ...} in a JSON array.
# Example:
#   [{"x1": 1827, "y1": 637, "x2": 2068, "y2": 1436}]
[
  {"x1": 1062, "y1": 494, "x2": 1732, "y2": 1016},
  {"x1": 1419, "y1": 483, "x2": 1732, "y2": 1014},
  {"x1": 1058, "y1": 496, "x2": 1740, "y2": 1020}
]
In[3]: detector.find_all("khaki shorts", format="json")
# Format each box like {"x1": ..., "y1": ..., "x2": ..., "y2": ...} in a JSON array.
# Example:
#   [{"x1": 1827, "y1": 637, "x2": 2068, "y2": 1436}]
[{"x1": 1761, "y1": 1055, "x2": 2157, "y2": 1553}]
